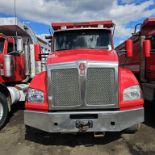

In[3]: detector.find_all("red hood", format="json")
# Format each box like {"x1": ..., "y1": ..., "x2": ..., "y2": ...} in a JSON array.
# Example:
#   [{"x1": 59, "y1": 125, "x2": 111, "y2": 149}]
[{"x1": 47, "y1": 49, "x2": 118, "y2": 64}]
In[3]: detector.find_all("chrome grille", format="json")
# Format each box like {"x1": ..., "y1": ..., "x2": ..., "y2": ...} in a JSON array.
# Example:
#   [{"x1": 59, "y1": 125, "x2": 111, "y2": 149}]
[
  {"x1": 48, "y1": 61, "x2": 118, "y2": 110},
  {"x1": 86, "y1": 68, "x2": 115, "y2": 105},
  {"x1": 51, "y1": 69, "x2": 81, "y2": 107}
]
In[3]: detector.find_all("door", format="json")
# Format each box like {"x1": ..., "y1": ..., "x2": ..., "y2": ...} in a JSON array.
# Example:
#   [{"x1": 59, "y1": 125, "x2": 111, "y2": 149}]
[
  {"x1": 0, "y1": 37, "x2": 6, "y2": 76},
  {"x1": 145, "y1": 36, "x2": 155, "y2": 80},
  {"x1": 7, "y1": 40, "x2": 25, "y2": 82}
]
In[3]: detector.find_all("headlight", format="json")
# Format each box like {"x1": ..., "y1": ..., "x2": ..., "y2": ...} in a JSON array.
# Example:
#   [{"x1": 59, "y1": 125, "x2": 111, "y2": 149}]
[
  {"x1": 27, "y1": 88, "x2": 44, "y2": 103},
  {"x1": 123, "y1": 85, "x2": 142, "y2": 101}
]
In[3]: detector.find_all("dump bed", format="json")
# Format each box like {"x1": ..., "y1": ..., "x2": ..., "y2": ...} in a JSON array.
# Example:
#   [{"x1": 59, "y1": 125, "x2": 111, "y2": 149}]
[
  {"x1": 0, "y1": 17, "x2": 30, "y2": 36},
  {"x1": 142, "y1": 18, "x2": 155, "y2": 28}
]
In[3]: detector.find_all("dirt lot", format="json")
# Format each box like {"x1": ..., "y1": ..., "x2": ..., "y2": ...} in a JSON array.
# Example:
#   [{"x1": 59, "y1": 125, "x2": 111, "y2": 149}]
[{"x1": 0, "y1": 103, "x2": 155, "y2": 155}]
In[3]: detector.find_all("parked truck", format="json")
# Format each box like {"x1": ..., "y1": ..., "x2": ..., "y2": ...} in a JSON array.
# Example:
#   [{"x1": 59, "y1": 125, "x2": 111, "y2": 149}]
[
  {"x1": 0, "y1": 17, "x2": 50, "y2": 129},
  {"x1": 24, "y1": 20, "x2": 144, "y2": 135},
  {"x1": 116, "y1": 18, "x2": 155, "y2": 102}
]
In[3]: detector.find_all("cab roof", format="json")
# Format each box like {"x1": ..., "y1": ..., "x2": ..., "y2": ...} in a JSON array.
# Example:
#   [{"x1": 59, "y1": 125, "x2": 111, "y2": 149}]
[{"x1": 52, "y1": 20, "x2": 114, "y2": 31}]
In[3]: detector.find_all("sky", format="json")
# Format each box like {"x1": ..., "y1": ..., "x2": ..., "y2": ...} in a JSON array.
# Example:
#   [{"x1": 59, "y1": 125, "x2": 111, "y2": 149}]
[{"x1": 0, "y1": 0, "x2": 155, "y2": 46}]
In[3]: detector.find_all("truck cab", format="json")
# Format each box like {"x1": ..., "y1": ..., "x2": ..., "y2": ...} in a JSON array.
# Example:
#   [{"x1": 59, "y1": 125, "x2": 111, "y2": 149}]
[
  {"x1": 24, "y1": 21, "x2": 144, "y2": 134},
  {"x1": 116, "y1": 18, "x2": 155, "y2": 101},
  {"x1": 0, "y1": 34, "x2": 26, "y2": 82},
  {"x1": 142, "y1": 24, "x2": 155, "y2": 80}
]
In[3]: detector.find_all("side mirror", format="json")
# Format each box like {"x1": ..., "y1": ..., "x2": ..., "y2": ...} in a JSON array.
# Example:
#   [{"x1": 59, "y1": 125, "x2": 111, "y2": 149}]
[
  {"x1": 34, "y1": 44, "x2": 41, "y2": 61},
  {"x1": 16, "y1": 38, "x2": 23, "y2": 52},
  {"x1": 3, "y1": 55, "x2": 15, "y2": 77},
  {"x1": 125, "y1": 39, "x2": 133, "y2": 57},
  {"x1": 143, "y1": 40, "x2": 151, "y2": 57}
]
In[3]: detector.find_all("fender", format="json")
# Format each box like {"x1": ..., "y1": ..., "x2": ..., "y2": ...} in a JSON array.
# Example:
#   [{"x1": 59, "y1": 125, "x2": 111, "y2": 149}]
[
  {"x1": 25, "y1": 71, "x2": 48, "y2": 111},
  {"x1": 0, "y1": 84, "x2": 10, "y2": 97},
  {"x1": 119, "y1": 67, "x2": 144, "y2": 110},
  {"x1": 0, "y1": 84, "x2": 11, "y2": 111}
]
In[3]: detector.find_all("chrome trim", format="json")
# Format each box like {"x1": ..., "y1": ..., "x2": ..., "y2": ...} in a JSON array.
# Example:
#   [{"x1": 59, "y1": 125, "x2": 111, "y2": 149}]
[
  {"x1": 47, "y1": 61, "x2": 118, "y2": 110},
  {"x1": 78, "y1": 61, "x2": 87, "y2": 106},
  {"x1": 24, "y1": 108, "x2": 144, "y2": 133}
]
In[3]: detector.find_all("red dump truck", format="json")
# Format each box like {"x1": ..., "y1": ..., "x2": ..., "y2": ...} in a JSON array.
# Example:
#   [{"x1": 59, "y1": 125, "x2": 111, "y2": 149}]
[
  {"x1": 116, "y1": 18, "x2": 155, "y2": 102},
  {"x1": 0, "y1": 17, "x2": 50, "y2": 129},
  {"x1": 24, "y1": 20, "x2": 144, "y2": 135}
]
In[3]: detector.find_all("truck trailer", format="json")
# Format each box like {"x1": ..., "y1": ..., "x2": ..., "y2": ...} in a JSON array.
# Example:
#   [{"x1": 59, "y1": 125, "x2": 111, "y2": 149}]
[
  {"x1": 116, "y1": 18, "x2": 155, "y2": 102},
  {"x1": 0, "y1": 17, "x2": 50, "y2": 129},
  {"x1": 24, "y1": 20, "x2": 144, "y2": 135}
]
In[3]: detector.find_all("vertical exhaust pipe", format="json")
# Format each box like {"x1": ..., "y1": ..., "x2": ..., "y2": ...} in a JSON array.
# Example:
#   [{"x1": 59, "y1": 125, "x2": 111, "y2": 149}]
[{"x1": 24, "y1": 43, "x2": 30, "y2": 76}]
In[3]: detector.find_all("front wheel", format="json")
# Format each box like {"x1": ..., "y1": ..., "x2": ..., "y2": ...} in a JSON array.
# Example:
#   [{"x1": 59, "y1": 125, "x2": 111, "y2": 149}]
[{"x1": 0, "y1": 92, "x2": 9, "y2": 129}]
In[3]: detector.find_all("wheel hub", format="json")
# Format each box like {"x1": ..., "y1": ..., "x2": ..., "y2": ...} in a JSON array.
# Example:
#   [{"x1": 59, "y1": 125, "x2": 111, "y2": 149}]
[{"x1": 0, "y1": 102, "x2": 4, "y2": 120}]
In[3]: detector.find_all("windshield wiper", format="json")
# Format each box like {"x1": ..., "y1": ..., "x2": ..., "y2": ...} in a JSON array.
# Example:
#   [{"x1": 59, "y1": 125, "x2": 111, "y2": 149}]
[
  {"x1": 55, "y1": 47, "x2": 109, "y2": 51},
  {"x1": 95, "y1": 47, "x2": 109, "y2": 49},
  {"x1": 55, "y1": 48, "x2": 69, "y2": 51}
]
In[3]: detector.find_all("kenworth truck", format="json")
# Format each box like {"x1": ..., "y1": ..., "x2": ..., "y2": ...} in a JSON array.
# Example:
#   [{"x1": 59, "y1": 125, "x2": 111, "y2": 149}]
[
  {"x1": 24, "y1": 21, "x2": 144, "y2": 135},
  {"x1": 116, "y1": 18, "x2": 155, "y2": 102},
  {"x1": 0, "y1": 17, "x2": 50, "y2": 129}
]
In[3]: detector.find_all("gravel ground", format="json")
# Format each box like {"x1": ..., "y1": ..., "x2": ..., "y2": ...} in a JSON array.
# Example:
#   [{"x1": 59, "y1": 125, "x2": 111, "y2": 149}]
[{"x1": 0, "y1": 102, "x2": 155, "y2": 155}]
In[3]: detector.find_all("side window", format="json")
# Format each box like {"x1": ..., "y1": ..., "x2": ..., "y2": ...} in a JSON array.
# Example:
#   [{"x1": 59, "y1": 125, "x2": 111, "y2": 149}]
[
  {"x1": 8, "y1": 42, "x2": 14, "y2": 53},
  {"x1": 0, "y1": 38, "x2": 5, "y2": 53},
  {"x1": 150, "y1": 36, "x2": 155, "y2": 52}
]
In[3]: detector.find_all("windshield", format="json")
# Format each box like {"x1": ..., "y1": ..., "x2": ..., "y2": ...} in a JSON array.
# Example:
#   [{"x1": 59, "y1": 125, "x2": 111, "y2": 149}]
[
  {"x1": 0, "y1": 38, "x2": 5, "y2": 53},
  {"x1": 54, "y1": 29, "x2": 112, "y2": 51}
]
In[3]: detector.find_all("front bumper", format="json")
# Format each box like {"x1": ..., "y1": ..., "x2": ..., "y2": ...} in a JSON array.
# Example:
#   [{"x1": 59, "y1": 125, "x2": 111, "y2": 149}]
[{"x1": 24, "y1": 108, "x2": 144, "y2": 133}]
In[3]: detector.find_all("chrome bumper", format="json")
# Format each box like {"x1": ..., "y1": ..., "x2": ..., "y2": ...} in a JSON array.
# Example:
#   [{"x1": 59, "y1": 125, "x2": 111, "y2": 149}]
[{"x1": 24, "y1": 108, "x2": 144, "y2": 133}]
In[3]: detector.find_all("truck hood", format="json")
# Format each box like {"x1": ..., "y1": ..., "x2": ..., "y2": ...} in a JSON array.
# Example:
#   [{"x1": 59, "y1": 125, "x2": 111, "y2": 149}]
[{"x1": 47, "y1": 49, "x2": 118, "y2": 64}]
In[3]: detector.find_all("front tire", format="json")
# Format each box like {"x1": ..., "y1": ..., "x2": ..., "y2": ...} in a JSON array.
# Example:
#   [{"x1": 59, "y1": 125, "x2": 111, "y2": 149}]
[
  {"x1": 124, "y1": 124, "x2": 141, "y2": 133},
  {"x1": 0, "y1": 92, "x2": 9, "y2": 129},
  {"x1": 25, "y1": 125, "x2": 43, "y2": 135}
]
